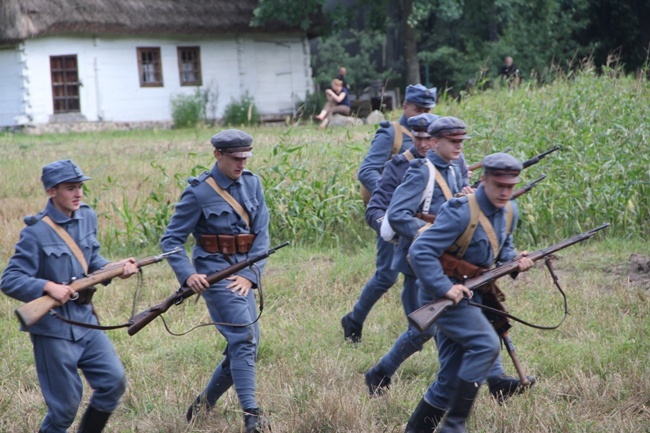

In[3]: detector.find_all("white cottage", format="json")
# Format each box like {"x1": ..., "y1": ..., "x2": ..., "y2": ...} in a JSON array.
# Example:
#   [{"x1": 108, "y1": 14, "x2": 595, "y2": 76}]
[{"x1": 0, "y1": 0, "x2": 313, "y2": 130}]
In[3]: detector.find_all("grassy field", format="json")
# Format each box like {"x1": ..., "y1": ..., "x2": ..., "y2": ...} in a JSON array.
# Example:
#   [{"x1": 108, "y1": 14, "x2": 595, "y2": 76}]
[{"x1": 0, "y1": 71, "x2": 649, "y2": 432}]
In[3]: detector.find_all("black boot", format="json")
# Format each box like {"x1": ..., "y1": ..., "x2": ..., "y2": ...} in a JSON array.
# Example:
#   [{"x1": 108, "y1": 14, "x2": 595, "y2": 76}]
[
  {"x1": 405, "y1": 398, "x2": 446, "y2": 433},
  {"x1": 243, "y1": 407, "x2": 270, "y2": 433},
  {"x1": 77, "y1": 406, "x2": 111, "y2": 433},
  {"x1": 365, "y1": 366, "x2": 391, "y2": 397},
  {"x1": 186, "y1": 393, "x2": 212, "y2": 423},
  {"x1": 341, "y1": 313, "x2": 363, "y2": 343},
  {"x1": 438, "y1": 379, "x2": 480, "y2": 433},
  {"x1": 488, "y1": 374, "x2": 536, "y2": 404}
]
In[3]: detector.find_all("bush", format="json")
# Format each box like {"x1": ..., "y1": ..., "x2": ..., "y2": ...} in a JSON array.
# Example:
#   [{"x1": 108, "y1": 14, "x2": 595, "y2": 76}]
[
  {"x1": 222, "y1": 91, "x2": 260, "y2": 126},
  {"x1": 170, "y1": 89, "x2": 205, "y2": 128}
]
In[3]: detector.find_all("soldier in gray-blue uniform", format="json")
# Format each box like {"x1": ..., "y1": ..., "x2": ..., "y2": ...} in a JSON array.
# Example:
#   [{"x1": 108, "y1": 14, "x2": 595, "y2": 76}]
[
  {"x1": 342, "y1": 85, "x2": 436, "y2": 343},
  {"x1": 364, "y1": 112, "x2": 440, "y2": 235},
  {"x1": 1, "y1": 160, "x2": 139, "y2": 433},
  {"x1": 405, "y1": 153, "x2": 534, "y2": 433},
  {"x1": 160, "y1": 129, "x2": 270, "y2": 433},
  {"x1": 364, "y1": 116, "x2": 470, "y2": 396}
]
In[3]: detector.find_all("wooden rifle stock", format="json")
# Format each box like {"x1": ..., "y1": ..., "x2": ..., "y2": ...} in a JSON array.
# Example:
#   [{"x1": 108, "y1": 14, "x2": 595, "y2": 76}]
[
  {"x1": 14, "y1": 248, "x2": 182, "y2": 329},
  {"x1": 407, "y1": 223, "x2": 609, "y2": 332},
  {"x1": 127, "y1": 242, "x2": 290, "y2": 336}
]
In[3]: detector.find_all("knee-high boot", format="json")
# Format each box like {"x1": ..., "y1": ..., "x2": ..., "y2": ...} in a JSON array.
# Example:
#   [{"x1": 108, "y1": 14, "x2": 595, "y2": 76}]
[
  {"x1": 438, "y1": 379, "x2": 480, "y2": 433},
  {"x1": 405, "y1": 397, "x2": 446, "y2": 433},
  {"x1": 77, "y1": 406, "x2": 112, "y2": 433}
]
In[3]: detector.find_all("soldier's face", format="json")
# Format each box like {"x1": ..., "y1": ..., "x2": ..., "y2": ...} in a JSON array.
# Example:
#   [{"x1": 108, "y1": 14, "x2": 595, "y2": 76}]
[
  {"x1": 403, "y1": 102, "x2": 430, "y2": 119},
  {"x1": 413, "y1": 135, "x2": 436, "y2": 156},
  {"x1": 48, "y1": 182, "x2": 83, "y2": 217},
  {"x1": 435, "y1": 137, "x2": 464, "y2": 163},
  {"x1": 215, "y1": 151, "x2": 248, "y2": 180},
  {"x1": 481, "y1": 176, "x2": 517, "y2": 208}
]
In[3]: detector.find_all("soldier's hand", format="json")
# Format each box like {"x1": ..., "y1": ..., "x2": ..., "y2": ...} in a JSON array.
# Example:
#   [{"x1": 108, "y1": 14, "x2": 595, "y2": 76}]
[
  {"x1": 226, "y1": 275, "x2": 253, "y2": 297},
  {"x1": 44, "y1": 281, "x2": 75, "y2": 304},
  {"x1": 517, "y1": 251, "x2": 534, "y2": 272},
  {"x1": 116, "y1": 258, "x2": 138, "y2": 279},
  {"x1": 445, "y1": 284, "x2": 472, "y2": 304},
  {"x1": 461, "y1": 186, "x2": 475, "y2": 195},
  {"x1": 186, "y1": 273, "x2": 210, "y2": 294}
]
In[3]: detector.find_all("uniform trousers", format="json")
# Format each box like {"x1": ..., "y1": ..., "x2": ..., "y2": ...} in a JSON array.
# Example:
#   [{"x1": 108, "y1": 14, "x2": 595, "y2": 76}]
[
  {"x1": 201, "y1": 280, "x2": 260, "y2": 411},
  {"x1": 350, "y1": 236, "x2": 399, "y2": 325},
  {"x1": 422, "y1": 294, "x2": 501, "y2": 409},
  {"x1": 31, "y1": 330, "x2": 126, "y2": 433}
]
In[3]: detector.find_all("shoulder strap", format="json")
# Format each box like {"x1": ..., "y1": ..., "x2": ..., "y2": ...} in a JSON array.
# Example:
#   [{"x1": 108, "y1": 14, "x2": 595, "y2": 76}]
[
  {"x1": 421, "y1": 161, "x2": 454, "y2": 215},
  {"x1": 205, "y1": 177, "x2": 250, "y2": 228},
  {"x1": 451, "y1": 196, "x2": 514, "y2": 263},
  {"x1": 403, "y1": 149, "x2": 415, "y2": 161},
  {"x1": 391, "y1": 121, "x2": 413, "y2": 156},
  {"x1": 41, "y1": 216, "x2": 89, "y2": 274},
  {"x1": 451, "y1": 194, "x2": 480, "y2": 258}
]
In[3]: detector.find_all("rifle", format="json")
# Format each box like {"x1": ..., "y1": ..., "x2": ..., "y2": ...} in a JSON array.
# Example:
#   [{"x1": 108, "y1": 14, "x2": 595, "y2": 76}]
[
  {"x1": 467, "y1": 147, "x2": 512, "y2": 172},
  {"x1": 511, "y1": 174, "x2": 546, "y2": 199},
  {"x1": 15, "y1": 248, "x2": 182, "y2": 329},
  {"x1": 127, "y1": 241, "x2": 290, "y2": 336},
  {"x1": 522, "y1": 145, "x2": 560, "y2": 169},
  {"x1": 471, "y1": 145, "x2": 560, "y2": 188},
  {"x1": 407, "y1": 223, "x2": 610, "y2": 333}
]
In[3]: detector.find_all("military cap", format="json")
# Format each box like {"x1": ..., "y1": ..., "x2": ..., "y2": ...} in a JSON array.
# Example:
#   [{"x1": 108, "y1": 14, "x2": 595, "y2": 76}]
[
  {"x1": 41, "y1": 159, "x2": 90, "y2": 191},
  {"x1": 407, "y1": 113, "x2": 440, "y2": 138},
  {"x1": 405, "y1": 84, "x2": 437, "y2": 108},
  {"x1": 427, "y1": 116, "x2": 471, "y2": 140},
  {"x1": 482, "y1": 152, "x2": 523, "y2": 185},
  {"x1": 211, "y1": 129, "x2": 253, "y2": 158}
]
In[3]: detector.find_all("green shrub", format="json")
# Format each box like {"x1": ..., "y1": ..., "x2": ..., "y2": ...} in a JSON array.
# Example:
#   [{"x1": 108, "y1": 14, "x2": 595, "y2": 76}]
[
  {"x1": 170, "y1": 89, "x2": 205, "y2": 128},
  {"x1": 222, "y1": 91, "x2": 261, "y2": 126}
]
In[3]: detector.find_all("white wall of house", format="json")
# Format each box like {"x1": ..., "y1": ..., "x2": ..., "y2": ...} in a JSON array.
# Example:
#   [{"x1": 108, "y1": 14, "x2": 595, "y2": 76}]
[
  {"x1": 1, "y1": 33, "x2": 312, "y2": 127},
  {"x1": 0, "y1": 46, "x2": 26, "y2": 126}
]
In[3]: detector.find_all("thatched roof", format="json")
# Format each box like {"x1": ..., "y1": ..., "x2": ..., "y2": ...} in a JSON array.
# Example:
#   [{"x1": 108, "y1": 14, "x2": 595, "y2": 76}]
[{"x1": 0, "y1": 0, "x2": 302, "y2": 43}]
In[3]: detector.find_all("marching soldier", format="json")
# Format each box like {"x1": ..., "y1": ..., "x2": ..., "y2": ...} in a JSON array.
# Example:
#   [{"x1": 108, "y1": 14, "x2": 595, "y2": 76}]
[
  {"x1": 1, "y1": 160, "x2": 138, "y2": 433},
  {"x1": 160, "y1": 129, "x2": 270, "y2": 433},
  {"x1": 343, "y1": 85, "x2": 437, "y2": 343},
  {"x1": 405, "y1": 153, "x2": 534, "y2": 433}
]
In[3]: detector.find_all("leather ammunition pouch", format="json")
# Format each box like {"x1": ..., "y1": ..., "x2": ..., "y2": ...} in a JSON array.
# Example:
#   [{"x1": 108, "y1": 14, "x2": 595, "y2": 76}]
[
  {"x1": 439, "y1": 253, "x2": 487, "y2": 284},
  {"x1": 415, "y1": 212, "x2": 436, "y2": 224},
  {"x1": 75, "y1": 287, "x2": 97, "y2": 305},
  {"x1": 197, "y1": 234, "x2": 256, "y2": 254}
]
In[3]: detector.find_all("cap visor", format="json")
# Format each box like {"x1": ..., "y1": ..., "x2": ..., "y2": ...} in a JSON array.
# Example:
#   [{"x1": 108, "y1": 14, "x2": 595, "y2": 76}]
[
  {"x1": 412, "y1": 131, "x2": 432, "y2": 138},
  {"x1": 229, "y1": 151, "x2": 253, "y2": 158},
  {"x1": 491, "y1": 175, "x2": 520, "y2": 185}
]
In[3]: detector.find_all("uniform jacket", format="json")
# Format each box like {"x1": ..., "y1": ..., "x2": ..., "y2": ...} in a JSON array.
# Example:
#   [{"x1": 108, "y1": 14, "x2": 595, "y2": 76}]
[
  {"x1": 357, "y1": 115, "x2": 413, "y2": 193},
  {"x1": 388, "y1": 150, "x2": 465, "y2": 275},
  {"x1": 409, "y1": 185, "x2": 519, "y2": 299},
  {"x1": 1, "y1": 200, "x2": 110, "y2": 339},
  {"x1": 160, "y1": 163, "x2": 270, "y2": 287}
]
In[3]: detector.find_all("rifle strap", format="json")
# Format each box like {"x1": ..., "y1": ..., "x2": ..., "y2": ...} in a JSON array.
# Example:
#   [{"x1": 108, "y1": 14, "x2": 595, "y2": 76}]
[
  {"x1": 205, "y1": 177, "x2": 250, "y2": 228},
  {"x1": 466, "y1": 256, "x2": 569, "y2": 330},
  {"x1": 49, "y1": 310, "x2": 129, "y2": 330},
  {"x1": 42, "y1": 216, "x2": 88, "y2": 274}
]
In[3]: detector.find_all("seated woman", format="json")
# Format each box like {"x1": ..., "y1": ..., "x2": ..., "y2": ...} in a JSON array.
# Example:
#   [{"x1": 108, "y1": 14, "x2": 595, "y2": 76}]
[{"x1": 315, "y1": 78, "x2": 351, "y2": 128}]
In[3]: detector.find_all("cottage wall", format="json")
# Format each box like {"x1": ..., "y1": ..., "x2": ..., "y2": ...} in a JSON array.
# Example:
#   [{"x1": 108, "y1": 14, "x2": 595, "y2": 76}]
[
  {"x1": 2, "y1": 33, "x2": 312, "y2": 128},
  {"x1": 0, "y1": 46, "x2": 26, "y2": 127}
]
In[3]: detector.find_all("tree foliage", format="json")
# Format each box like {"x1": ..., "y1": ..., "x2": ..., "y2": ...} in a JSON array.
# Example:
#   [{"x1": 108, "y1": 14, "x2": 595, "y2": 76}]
[{"x1": 253, "y1": 0, "x2": 649, "y2": 96}]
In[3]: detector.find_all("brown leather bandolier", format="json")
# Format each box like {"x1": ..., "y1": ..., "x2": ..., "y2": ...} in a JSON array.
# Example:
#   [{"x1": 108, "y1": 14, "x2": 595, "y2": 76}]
[
  {"x1": 415, "y1": 213, "x2": 436, "y2": 224},
  {"x1": 197, "y1": 233, "x2": 256, "y2": 255}
]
